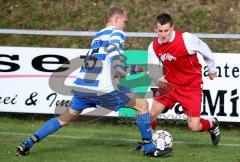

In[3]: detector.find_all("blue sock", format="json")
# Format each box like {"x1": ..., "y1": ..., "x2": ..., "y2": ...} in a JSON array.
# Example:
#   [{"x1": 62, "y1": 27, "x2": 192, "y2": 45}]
[
  {"x1": 25, "y1": 117, "x2": 61, "y2": 148},
  {"x1": 136, "y1": 113, "x2": 156, "y2": 153}
]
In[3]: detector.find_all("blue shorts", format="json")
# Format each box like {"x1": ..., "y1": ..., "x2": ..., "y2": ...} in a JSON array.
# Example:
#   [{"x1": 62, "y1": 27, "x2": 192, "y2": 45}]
[{"x1": 70, "y1": 86, "x2": 133, "y2": 112}]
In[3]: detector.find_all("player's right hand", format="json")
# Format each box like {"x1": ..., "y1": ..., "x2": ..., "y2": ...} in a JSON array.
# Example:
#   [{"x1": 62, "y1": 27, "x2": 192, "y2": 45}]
[{"x1": 208, "y1": 71, "x2": 217, "y2": 80}]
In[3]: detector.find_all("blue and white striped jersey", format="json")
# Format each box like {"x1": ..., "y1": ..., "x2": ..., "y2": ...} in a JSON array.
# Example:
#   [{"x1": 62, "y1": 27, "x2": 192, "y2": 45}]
[{"x1": 72, "y1": 26, "x2": 126, "y2": 95}]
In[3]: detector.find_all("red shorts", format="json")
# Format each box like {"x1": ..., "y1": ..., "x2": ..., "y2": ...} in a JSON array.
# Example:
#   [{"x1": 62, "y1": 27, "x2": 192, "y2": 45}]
[{"x1": 154, "y1": 83, "x2": 202, "y2": 117}]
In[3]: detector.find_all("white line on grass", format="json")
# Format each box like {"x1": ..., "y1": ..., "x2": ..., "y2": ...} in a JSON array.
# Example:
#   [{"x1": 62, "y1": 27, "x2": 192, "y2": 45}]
[{"x1": 1, "y1": 131, "x2": 240, "y2": 147}]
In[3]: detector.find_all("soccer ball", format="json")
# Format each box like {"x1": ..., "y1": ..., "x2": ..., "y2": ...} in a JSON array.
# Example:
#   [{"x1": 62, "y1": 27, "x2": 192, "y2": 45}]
[{"x1": 152, "y1": 130, "x2": 173, "y2": 150}]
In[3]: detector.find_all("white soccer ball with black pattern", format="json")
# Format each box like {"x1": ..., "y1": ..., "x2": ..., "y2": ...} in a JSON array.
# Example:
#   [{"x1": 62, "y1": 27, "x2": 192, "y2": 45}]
[{"x1": 152, "y1": 130, "x2": 173, "y2": 150}]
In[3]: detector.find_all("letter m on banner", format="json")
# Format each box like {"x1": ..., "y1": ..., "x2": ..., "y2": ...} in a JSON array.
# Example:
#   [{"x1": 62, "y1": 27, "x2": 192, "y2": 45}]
[{"x1": 201, "y1": 90, "x2": 227, "y2": 116}]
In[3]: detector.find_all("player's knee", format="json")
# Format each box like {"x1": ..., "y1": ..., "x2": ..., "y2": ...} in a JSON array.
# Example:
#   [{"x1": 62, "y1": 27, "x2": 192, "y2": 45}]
[
  {"x1": 136, "y1": 99, "x2": 148, "y2": 113},
  {"x1": 141, "y1": 100, "x2": 149, "y2": 112},
  {"x1": 57, "y1": 118, "x2": 70, "y2": 127},
  {"x1": 57, "y1": 108, "x2": 80, "y2": 127},
  {"x1": 142, "y1": 100, "x2": 148, "y2": 110},
  {"x1": 149, "y1": 110, "x2": 156, "y2": 119}
]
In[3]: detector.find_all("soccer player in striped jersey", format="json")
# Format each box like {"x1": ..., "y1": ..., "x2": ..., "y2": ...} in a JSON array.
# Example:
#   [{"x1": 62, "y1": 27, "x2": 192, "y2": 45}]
[
  {"x1": 148, "y1": 13, "x2": 220, "y2": 145},
  {"x1": 16, "y1": 6, "x2": 171, "y2": 157}
]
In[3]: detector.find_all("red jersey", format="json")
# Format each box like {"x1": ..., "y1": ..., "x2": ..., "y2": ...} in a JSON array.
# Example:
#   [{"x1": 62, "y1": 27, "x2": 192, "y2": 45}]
[{"x1": 152, "y1": 31, "x2": 203, "y2": 86}]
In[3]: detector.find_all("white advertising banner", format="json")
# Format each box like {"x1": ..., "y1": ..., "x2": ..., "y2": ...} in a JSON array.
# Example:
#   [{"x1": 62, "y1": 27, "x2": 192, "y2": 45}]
[
  {"x1": 0, "y1": 46, "x2": 239, "y2": 122},
  {"x1": 0, "y1": 46, "x2": 117, "y2": 116},
  {"x1": 198, "y1": 53, "x2": 240, "y2": 122}
]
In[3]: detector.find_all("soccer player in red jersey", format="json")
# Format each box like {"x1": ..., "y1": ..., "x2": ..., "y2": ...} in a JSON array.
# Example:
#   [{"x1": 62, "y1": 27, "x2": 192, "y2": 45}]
[{"x1": 148, "y1": 13, "x2": 220, "y2": 145}]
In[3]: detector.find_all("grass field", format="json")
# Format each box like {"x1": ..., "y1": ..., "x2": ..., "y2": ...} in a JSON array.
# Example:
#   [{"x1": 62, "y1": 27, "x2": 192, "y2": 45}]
[
  {"x1": 0, "y1": 1, "x2": 240, "y2": 52},
  {"x1": 0, "y1": 116, "x2": 240, "y2": 162}
]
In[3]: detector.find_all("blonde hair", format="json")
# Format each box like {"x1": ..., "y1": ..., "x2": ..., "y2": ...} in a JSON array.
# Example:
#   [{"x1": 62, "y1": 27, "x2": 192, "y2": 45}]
[{"x1": 104, "y1": 6, "x2": 126, "y2": 24}]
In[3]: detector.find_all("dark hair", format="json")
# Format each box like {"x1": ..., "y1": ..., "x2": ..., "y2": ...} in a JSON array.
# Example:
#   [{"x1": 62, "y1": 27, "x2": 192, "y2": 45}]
[
  {"x1": 104, "y1": 6, "x2": 126, "y2": 24},
  {"x1": 155, "y1": 13, "x2": 173, "y2": 26}
]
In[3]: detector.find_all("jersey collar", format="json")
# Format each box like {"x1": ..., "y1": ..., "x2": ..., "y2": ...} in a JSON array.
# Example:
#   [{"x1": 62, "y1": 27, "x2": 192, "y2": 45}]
[{"x1": 105, "y1": 25, "x2": 119, "y2": 30}]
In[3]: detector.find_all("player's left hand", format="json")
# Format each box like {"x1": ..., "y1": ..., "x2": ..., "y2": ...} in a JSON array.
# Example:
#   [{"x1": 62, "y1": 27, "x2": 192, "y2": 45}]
[
  {"x1": 115, "y1": 66, "x2": 127, "y2": 78},
  {"x1": 135, "y1": 66, "x2": 145, "y2": 73},
  {"x1": 130, "y1": 65, "x2": 145, "y2": 74},
  {"x1": 208, "y1": 71, "x2": 217, "y2": 80}
]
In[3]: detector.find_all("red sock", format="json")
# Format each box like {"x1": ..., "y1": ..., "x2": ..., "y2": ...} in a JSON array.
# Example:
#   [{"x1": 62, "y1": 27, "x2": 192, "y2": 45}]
[
  {"x1": 200, "y1": 118, "x2": 211, "y2": 132},
  {"x1": 151, "y1": 120, "x2": 157, "y2": 130}
]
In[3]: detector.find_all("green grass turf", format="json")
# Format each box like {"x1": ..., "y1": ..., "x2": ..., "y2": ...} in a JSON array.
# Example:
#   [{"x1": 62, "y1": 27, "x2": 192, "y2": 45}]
[{"x1": 0, "y1": 116, "x2": 239, "y2": 162}]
